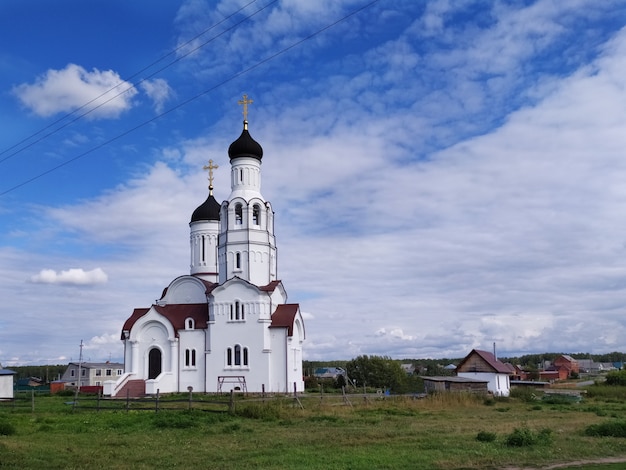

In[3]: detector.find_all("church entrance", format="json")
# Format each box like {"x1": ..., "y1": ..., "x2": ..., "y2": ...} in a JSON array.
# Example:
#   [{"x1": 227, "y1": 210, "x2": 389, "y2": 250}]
[{"x1": 148, "y1": 348, "x2": 162, "y2": 379}]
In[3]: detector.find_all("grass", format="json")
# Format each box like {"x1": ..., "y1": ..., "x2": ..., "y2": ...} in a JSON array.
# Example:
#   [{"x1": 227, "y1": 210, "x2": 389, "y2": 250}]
[{"x1": 1, "y1": 389, "x2": 626, "y2": 469}]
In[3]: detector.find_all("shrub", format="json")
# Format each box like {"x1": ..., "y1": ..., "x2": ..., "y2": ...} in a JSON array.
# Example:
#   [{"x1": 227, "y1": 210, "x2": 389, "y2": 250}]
[
  {"x1": 509, "y1": 387, "x2": 538, "y2": 403},
  {"x1": 584, "y1": 421, "x2": 626, "y2": 438},
  {"x1": 0, "y1": 421, "x2": 16, "y2": 436},
  {"x1": 476, "y1": 431, "x2": 497, "y2": 442},
  {"x1": 504, "y1": 427, "x2": 552, "y2": 447},
  {"x1": 605, "y1": 370, "x2": 626, "y2": 386}
]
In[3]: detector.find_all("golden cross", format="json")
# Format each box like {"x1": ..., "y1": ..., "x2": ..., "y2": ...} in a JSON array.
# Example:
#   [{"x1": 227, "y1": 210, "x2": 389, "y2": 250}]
[
  {"x1": 238, "y1": 94, "x2": 253, "y2": 122},
  {"x1": 203, "y1": 159, "x2": 219, "y2": 194}
]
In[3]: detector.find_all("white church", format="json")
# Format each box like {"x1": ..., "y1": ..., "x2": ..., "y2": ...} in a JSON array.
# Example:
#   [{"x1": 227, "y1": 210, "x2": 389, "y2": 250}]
[{"x1": 104, "y1": 97, "x2": 305, "y2": 397}]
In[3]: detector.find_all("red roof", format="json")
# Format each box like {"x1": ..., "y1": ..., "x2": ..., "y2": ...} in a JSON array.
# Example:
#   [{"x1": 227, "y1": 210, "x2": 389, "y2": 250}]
[
  {"x1": 270, "y1": 304, "x2": 300, "y2": 337},
  {"x1": 259, "y1": 280, "x2": 282, "y2": 292},
  {"x1": 121, "y1": 304, "x2": 208, "y2": 339},
  {"x1": 457, "y1": 349, "x2": 512, "y2": 374}
]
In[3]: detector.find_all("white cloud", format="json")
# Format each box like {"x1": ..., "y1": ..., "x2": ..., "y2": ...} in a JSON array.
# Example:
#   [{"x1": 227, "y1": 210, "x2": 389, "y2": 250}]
[
  {"x1": 13, "y1": 63, "x2": 138, "y2": 119},
  {"x1": 30, "y1": 268, "x2": 108, "y2": 285},
  {"x1": 140, "y1": 78, "x2": 173, "y2": 113}
]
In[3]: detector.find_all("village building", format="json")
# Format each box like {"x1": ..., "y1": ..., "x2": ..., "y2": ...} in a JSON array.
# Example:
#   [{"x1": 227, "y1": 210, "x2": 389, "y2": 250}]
[
  {"x1": 61, "y1": 362, "x2": 125, "y2": 388},
  {"x1": 0, "y1": 364, "x2": 16, "y2": 399},
  {"x1": 105, "y1": 98, "x2": 305, "y2": 397},
  {"x1": 456, "y1": 349, "x2": 512, "y2": 396}
]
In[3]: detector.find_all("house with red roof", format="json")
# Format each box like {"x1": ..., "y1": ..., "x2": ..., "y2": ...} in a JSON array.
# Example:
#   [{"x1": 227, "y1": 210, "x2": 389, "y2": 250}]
[
  {"x1": 456, "y1": 349, "x2": 512, "y2": 396},
  {"x1": 105, "y1": 103, "x2": 305, "y2": 397}
]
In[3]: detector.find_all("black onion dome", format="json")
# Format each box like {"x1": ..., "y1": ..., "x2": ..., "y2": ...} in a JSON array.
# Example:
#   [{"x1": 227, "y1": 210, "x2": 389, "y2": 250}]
[
  {"x1": 190, "y1": 193, "x2": 221, "y2": 223},
  {"x1": 228, "y1": 124, "x2": 263, "y2": 161}
]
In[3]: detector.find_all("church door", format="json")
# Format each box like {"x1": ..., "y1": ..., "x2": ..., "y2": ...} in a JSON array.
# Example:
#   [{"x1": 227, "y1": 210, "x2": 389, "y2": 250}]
[{"x1": 148, "y1": 348, "x2": 162, "y2": 379}]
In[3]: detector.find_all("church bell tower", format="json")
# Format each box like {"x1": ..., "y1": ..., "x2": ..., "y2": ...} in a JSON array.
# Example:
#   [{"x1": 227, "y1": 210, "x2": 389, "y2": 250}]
[{"x1": 217, "y1": 95, "x2": 277, "y2": 286}]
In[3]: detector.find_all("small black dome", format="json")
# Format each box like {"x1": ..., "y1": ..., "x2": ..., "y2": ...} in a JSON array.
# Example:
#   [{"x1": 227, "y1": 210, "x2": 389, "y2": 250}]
[
  {"x1": 190, "y1": 194, "x2": 221, "y2": 223},
  {"x1": 228, "y1": 123, "x2": 263, "y2": 160}
]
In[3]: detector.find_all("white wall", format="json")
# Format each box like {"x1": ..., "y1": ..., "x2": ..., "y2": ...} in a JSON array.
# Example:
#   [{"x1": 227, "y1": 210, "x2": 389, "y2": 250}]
[{"x1": 0, "y1": 374, "x2": 14, "y2": 399}]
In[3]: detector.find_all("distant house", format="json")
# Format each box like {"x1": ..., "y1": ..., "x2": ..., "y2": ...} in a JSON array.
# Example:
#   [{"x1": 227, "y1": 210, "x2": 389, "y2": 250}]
[
  {"x1": 313, "y1": 367, "x2": 345, "y2": 380},
  {"x1": 423, "y1": 376, "x2": 488, "y2": 394},
  {"x1": 0, "y1": 366, "x2": 16, "y2": 399},
  {"x1": 553, "y1": 355, "x2": 579, "y2": 375},
  {"x1": 61, "y1": 362, "x2": 124, "y2": 388},
  {"x1": 456, "y1": 349, "x2": 512, "y2": 397}
]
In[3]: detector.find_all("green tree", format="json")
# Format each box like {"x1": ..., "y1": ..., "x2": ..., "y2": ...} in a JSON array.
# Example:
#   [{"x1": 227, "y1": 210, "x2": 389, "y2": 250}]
[{"x1": 345, "y1": 355, "x2": 406, "y2": 392}]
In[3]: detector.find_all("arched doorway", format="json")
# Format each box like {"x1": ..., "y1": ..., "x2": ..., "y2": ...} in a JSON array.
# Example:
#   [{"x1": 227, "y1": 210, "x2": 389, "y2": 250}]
[{"x1": 148, "y1": 348, "x2": 162, "y2": 379}]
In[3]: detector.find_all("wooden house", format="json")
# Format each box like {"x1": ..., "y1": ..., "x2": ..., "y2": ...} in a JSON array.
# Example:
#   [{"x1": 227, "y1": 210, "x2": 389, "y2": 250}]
[{"x1": 456, "y1": 349, "x2": 512, "y2": 396}]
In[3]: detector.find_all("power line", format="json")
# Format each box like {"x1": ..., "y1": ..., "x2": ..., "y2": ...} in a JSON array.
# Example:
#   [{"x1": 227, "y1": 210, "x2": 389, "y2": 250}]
[
  {"x1": 0, "y1": 0, "x2": 270, "y2": 165},
  {"x1": 0, "y1": 0, "x2": 381, "y2": 197}
]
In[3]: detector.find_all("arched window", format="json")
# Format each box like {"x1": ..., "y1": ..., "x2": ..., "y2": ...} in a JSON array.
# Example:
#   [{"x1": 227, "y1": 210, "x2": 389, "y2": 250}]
[
  {"x1": 186, "y1": 318, "x2": 194, "y2": 330},
  {"x1": 227, "y1": 348, "x2": 232, "y2": 366},
  {"x1": 201, "y1": 235, "x2": 205, "y2": 261},
  {"x1": 235, "y1": 204, "x2": 243, "y2": 225},
  {"x1": 185, "y1": 349, "x2": 196, "y2": 367},
  {"x1": 234, "y1": 345, "x2": 241, "y2": 366},
  {"x1": 235, "y1": 252, "x2": 241, "y2": 269},
  {"x1": 252, "y1": 205, "x2": 260, "y2": 225},
  {"x1": 235, "y1": 301, "x2": 240, "y2": 320},
  {"x1": 243, "y1": 347, "x2": 248, "y2": 366}
]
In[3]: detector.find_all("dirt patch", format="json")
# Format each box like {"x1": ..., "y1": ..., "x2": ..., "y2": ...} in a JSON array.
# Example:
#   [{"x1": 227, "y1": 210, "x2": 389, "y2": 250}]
[{"x1": 502, "y1": 456, "x2": 626, "y2": 469}]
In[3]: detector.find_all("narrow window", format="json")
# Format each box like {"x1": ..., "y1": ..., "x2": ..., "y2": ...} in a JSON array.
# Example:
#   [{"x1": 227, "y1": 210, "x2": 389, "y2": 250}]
[
  {"x1": 185, "y1": 349, "x2": 190, "y2": 367},
  {"x1": 187, "y1": 319, "x2": 193, "y2": 329},
  {"x1": 227, "y1": 348, "x2": 232, "y2": 366},
  {"x1": 252, "y1": 205, "x2": 260, "y2": 225},
  {"x1": 71, "y1": 369, "x2": 75, "y2": 377},
  {"x1": 235, "y1": 204, "x2": 242, "y2": 225},
  {"x1": 241, "y1": 304, "x2": 245, "y2": 320},
  {"x1": 229, "y1": 304, "x2": 234, "y2": 321},
  {"x1": 243, "y1": 347, "x2": 248, "y2": 366},
  {"x1": 239, "y1": 168, "x2": 243, "y2": 182},
  {"x1": 235, "y1": 345, "x2": 241, "y2": 366},
  {"x1": 117, "y1": 369, "x2": 123, "y2": 375},
  {"x1": 81, "y1": 369, "x2": 86, "y2": 376},
  {"x1": 236, "y1": 252, "x2": 241, "y2": 269},
  {"x1": 191, "y1": 349, "x2": 196, "y2": 367},
  {"x1": 235, "y1": 301, "x2": 240, "y2": 320}
]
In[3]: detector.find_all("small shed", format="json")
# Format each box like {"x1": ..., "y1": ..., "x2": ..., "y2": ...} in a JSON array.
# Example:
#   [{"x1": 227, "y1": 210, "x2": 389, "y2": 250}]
[
  {"x1": 0, "y1": 368, "x2": 16, "y2": 399},
  {"x1": 422, "y1": 376, "x2": 489, "y2": 394}
]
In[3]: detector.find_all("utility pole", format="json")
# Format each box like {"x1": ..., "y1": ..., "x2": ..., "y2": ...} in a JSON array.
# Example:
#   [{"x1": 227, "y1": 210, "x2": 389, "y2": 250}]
[{"x1": 77, "y1": 340, "x2": 84, "y2": 391}]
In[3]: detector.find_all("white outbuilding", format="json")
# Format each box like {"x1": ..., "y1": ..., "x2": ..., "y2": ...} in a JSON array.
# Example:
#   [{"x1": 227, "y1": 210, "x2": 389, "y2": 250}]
[{"x1": 0, "y1": 366, "x2": 16, "y2": 399}]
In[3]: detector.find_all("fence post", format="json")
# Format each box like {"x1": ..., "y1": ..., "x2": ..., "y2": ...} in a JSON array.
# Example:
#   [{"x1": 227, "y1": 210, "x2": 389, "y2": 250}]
[
  {"x1": 126, "y1": 388, "x2": 130, "y2": 412},
  {"x1": 188, "y1": 386, "x2": 193, "y2": 411},
  {"x1": 262, "y1": 384, "x2": 265, "y2": 403},
  {"x1": 229, "y1": 389, "x2": 234, "y2": 413},
  {"x1": 97, "y1": 390, "x2": 101, "y2": 412},
  {"x1": 31, "y1": 389, "x2": 35, "y2": 413},
  {"x1": 155, "y1": 389, "x2": 160, "y2": 413}
]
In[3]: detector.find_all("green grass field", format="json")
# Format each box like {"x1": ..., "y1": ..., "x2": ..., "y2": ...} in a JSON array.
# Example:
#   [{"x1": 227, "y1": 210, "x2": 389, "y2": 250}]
[{"x1": 1, "y1": 388, "x2": 626, "y2": 469}]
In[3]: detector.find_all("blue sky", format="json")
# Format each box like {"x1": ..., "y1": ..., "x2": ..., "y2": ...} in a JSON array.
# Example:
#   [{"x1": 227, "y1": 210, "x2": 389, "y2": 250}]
[{"x1": 2, "y1": 0, "x2": 626, "y2": 365}]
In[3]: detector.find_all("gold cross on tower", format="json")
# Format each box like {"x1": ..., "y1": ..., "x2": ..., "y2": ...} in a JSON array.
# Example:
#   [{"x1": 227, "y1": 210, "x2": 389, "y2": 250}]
[
  {"x1": 238, "y1": 94, "x2": 253, "y2": 124},
  {"x1": 203, "y1": 159, "x2": 219, "y2": 195}
]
